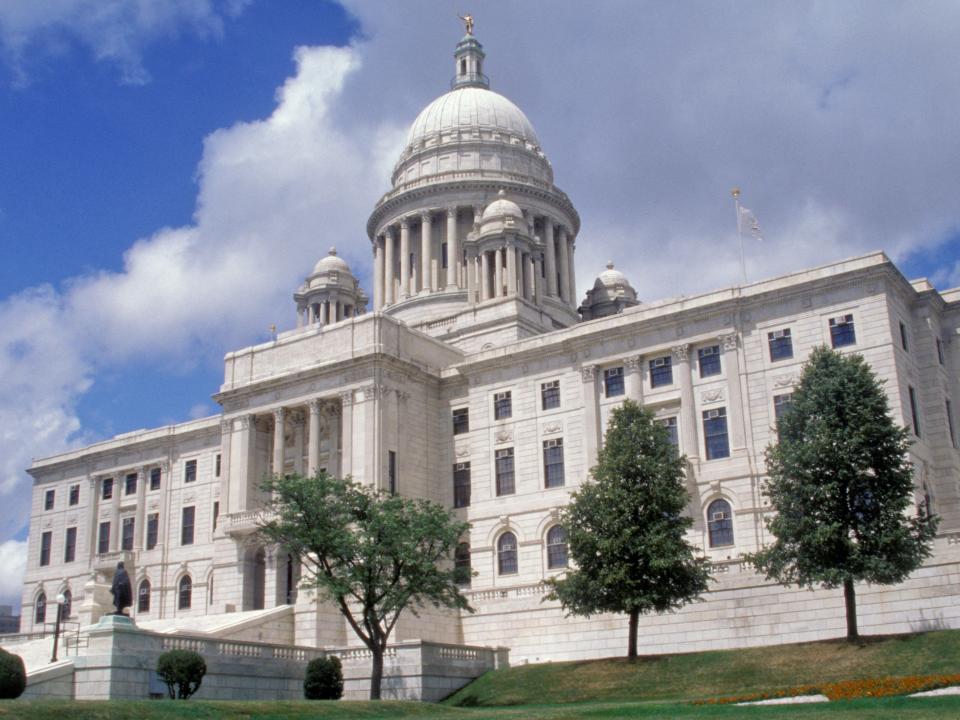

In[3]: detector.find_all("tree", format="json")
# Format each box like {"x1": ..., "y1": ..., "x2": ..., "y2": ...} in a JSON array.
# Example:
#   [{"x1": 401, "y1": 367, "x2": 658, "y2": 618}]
[
  {"x1": 259, "y1": 472, "x2": 472, "y2": 699},
  {"x1": 156, "y1": 649, "x2": 206, "y2": 699},
  {"x1": 546, "y1": 400, "x2": 711, "y2": 659},
  {"x1": 749, "y1": 346, "x2": 938, "y2": 640}
]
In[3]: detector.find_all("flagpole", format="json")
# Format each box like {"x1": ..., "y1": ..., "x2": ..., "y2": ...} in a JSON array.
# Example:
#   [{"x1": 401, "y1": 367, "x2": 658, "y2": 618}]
[{"x1": 732, "y1": 187, "x2": 746, "y2": 284}]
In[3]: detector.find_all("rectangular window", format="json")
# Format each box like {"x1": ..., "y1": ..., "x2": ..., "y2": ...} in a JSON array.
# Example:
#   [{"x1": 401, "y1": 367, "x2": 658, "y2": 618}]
[
  {"x1": 604, "y1": 367, "x2": 625, "y2": 397},
  {"x1": 899, "y1": 321, "x2": 910, "y2": 352},
  {"x1": 908, "y1": 386, "x2": 921, "y2": 438},
  {"x1": 495, "y1": 448, "x2": 515, "y2": 496},
  {"x1": 541, "y1": 380, "x2": 561, "y2": 410},
  {"x1": 829, "y1": 314, "x2": 856, "y2": 348},
  {"x1": 494, "y1": 391, "x2": 512, "y2": 420},
  {"x1": 64, "y1": 527, "x2": 77, "y2": 563},
  {"x1": 125, "y1": 472, "x2": 137, "y2": 496},
  {"x1": 44, "y1": 489, "x2": 55, "y2": 511},
  {"x1": 146, "y1": 513, "x2": 159, "y2": 550},
  {"x1": 945, "y1": 399, "x2": 957, "y2": 448},
  {"x1": 181, "y1": 506, "x2": 195, "y2": 546},
  {"x1": 937, "y1": 337, "x2": 945, "y2": 365},
  {"x1": 184, "y1": 459, "x2": 197, "y2": 484},
  {"x1": 774, "y1": 393, "x2": 793, "y2": 441},
  {"x1": 649, "y1": 356, "x2": 673, "y2": 388},
  {"x1": 39, "y1": 531, "x2": 52, "y2": 567},
  {"x1": 388, "y1": 450, "x2": 397, "y2": 495},
  {"x1": 703, "y1": 408, "x2": 730, "y2": 460},
  {"x1": 102, "y1": 478, "x2": 113, "y2": 500},
  {"x1": 213, "y1": 501, "x2": 220, "y2": 531},
  {"x1": 215, "y1": 454, "x2": 221, "y2": 477},
  {"x1": 98, "y1": 521, "x2": 110, "y2": 555},
  {"x1": 452, "y1": 407, "x2": 470, "y2": 435},
  {"x1": 453, "y1": 462, "x2": 471, "y2": 508},
  {"x1": 150, "y1": 467, "x2": 161, "y2": 491},
  {"x1": 698, "y1": 345, "x2": 721, "y2": 378},
  {"x1": 767, "y1": 328, "x2": 793, "y2": 361},
  {"x1": 69, "y1": 484, "x2": 80, "y2": 506},
  {"x1": 543, "y1": 438, "x2": 565, "y2": 488},
  {"x1": 121, "y1": 517, "x2": 135, "y2": 551},
  {"x1": 658, "y1": 416, "x2": 679, "y2": 450}
]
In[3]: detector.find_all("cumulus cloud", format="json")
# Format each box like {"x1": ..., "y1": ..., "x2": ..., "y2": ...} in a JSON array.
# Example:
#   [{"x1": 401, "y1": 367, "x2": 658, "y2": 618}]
[{"x1": 0, "y1": 540, "x2": 28, "y2": 605}]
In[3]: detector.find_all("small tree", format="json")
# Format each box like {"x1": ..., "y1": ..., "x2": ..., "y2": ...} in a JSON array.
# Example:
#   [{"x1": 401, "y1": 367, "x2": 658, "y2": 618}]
[
  {"x1": 0, "y1": 648, "x2": 26, "y2": 699},
  {"x1": 304, "y1": 655, "x2": 343, "y2": 700},
  {"x1": 749, "y1": 346, "x2": 938, "y2": 639},
  {"x1": 546, "y1": 400, "x2": 711, "y2": 659},
  {"x1": 156, "y1": 649, "x2": 206, "y2": 699},
  {"x1": 259, "y1": 472, "x2": 472, "y2": 700}
]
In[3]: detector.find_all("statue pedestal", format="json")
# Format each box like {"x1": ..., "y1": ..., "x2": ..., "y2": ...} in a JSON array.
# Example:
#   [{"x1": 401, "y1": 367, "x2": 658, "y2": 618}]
[{"x1": 93, "y1": 614, "x2": 136, "y2": 630}]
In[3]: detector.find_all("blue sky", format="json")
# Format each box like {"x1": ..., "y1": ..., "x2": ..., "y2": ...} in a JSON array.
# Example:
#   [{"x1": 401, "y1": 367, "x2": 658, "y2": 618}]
[{"x1": 1, "y1": 1, "x2": 959, "y2": 606}]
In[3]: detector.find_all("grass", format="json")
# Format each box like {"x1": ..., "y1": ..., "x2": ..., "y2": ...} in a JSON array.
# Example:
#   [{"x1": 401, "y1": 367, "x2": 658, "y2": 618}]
[{"x1": 444, "y1": 629, "x2": 960, "y2": 706}]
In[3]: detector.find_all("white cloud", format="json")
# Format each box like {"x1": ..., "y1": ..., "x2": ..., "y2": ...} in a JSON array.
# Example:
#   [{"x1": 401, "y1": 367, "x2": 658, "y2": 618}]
[{"x1": 0, "y1": 540, "x2": 28, "y2": 607}]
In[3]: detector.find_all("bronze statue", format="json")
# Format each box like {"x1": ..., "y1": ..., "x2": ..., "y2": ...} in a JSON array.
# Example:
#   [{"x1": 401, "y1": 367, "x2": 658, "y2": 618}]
[
  {"x1": 110, "y1": 561, "x2": 132, "y2": 615},
  {"x1": 458, "y1": 13, "x2": 474, "y2": 36}
]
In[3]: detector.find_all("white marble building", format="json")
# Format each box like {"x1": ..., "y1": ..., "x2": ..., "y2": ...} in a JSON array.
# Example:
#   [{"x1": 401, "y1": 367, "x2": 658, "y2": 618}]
[{"x1": 21, "y1": 30, "x2": 960, "y2": 665}]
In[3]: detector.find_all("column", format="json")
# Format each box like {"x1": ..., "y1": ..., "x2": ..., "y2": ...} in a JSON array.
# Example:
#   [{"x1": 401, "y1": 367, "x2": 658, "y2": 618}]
[
  {"x1": 308, "y1": 399, "x2": 322, "y2": 475},
  {"x1": 467, "y1": 248, "x2": 477, "y2": 305},
  {"x1": 237, "y1": 415, "x2": 257, "y2": 512},
  {"x1": 446, "y1": 207, "x2": 458, "y2": 288},
  {"x1": 328, "y1": 405, "x2": 341, "y2": 478},
  {"x1": 134, "y1": 466, "x2": 146, "y2": 551},
  {"x1": 384, "y1": 226, "x2": 396, "y2": 305},
  {"x1": 86, "y1": 475, "x2": 98, "y2": 560},
  {"x1": 625, "y1": 355, "x2": 644, "y2": 403},
  {"x1": 480, "y1": 251, "x2": 491, "y2": 301},
  {"x1": 399, "y1": 218, "x2": 411, "y2": 299},
  {"x1": 506, "y1": 242, "x2": 517, "y2": 296},
  {"x1": 109, "y1": 473, "x2": 121, "y2": 552},
  {"x1": 296, "y1": 307, "x2": 303, "y2": 329},
  {"x1": 721, "y1": 333, "x2": 747, "y2": 450},
  {"x1": 534, "y1": 253, "x2": 543, "y2": 304},
  {"x1": 581, "y1": 365, "x2": 600, "y2": 475},
  {"x1": 568, "y1": 235, "x2": 577, "y2": 308},
  {"x1": 272, "y1": 407, "x2": 286, "y2": 477},
  {"x1": 527, "y1": 253, "x2": 537, "y2": 300},
  {"x1": 673, "y1": 344, "x2": 699, "y2": 461},
  {"x1": 544, "y1": 220, "x2": 558, "y2": 297},
  {"x1": 494, "y1": 247, "x2": 504, "y2": 297},
  {"x1": 218, "y1": 418, "x2": 232, "y2": 514},
  {"x1": 292, "y1": 412, "x2": 305, "y2": 475},
  {"x1": 558, "y1": 225, "x2": 571, "y2": 305},
  {"x1": 421, "y1": 212, "x2": 433, "y2": 292},
  {"x1": 339, "y1": 391, "x2": 354, "y2": 477},
  {"x1": 373, "y1": 237, "x2": 384, "y2": 311}
]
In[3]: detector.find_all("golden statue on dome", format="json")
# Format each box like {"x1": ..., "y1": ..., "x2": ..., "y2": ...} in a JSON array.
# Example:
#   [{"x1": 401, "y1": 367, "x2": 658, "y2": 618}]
[{"x1": 458, "y1": 13, "x2": 474, "y2": 36}]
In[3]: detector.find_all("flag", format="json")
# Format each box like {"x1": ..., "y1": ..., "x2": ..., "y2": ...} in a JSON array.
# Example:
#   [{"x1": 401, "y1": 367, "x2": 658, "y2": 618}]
[{"x1": 738, "y1": 206, "x2": 763, "y2": 240}]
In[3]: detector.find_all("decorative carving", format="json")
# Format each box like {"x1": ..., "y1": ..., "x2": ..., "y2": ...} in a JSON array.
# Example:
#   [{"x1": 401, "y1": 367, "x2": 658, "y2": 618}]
[
  {"x1": 148, "y1": 501, "x2": 160, "y2": 511},
  {"x1": 494, "y1": 428, "x2": 513, "y2": 444},
  {"x1": 183, "y1": 494, "x2": 195, "y2": 503},
  {"x1": 624, "y1": 355, "x2": 642, "y2": 371},
  {"x1": 773, "y1": 374, "x2": 797, "y2": 388},
  {"x1": 43, "y1": 519, "x2": 53, "y2": 529},
  {"x1": 701, "y1": 388, "x2": 724, "y2": 404},
  {"x1": 66, "y1": 515, "x2": 77, "y2": 525},
  {"x1": 290, "y1": 410, "x2": 305, "y2": 426},
  {"x1": 580, "y1": 364, "x2": 597, "y2": 382},
  {"x1": 671, "y1": 344, "x2": 690, "y2": 362},
  {"x1": 720, "y1": 333, "x2": 738, "y2": 352},
  {"x1": 396, "y1": 390, "x2": 410, "y2": 403},
  {"x1": 543, "y1": 422, "x2": 562, "y2": 435},
  {"x1": 308, "y1": 397, "x2": 323, "y2": 415},
  {"x1": 220, "y1": 418, "x2": 232, "y2": 435},
  {"x1": 455, "y1": 445, "x2": 470, "y2": 458}
]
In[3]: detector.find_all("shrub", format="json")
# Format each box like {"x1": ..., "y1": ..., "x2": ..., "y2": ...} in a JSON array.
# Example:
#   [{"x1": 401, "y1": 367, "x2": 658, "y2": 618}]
[
  {"x1": 156, "y1": 649, "x2": 206, "y2": 699},
  {"x1": 304, "y1": 655, "x2": 343, "y2": 700},
  {"x1": 0, "y1": 648, "x2": 26, "y2": 699}
]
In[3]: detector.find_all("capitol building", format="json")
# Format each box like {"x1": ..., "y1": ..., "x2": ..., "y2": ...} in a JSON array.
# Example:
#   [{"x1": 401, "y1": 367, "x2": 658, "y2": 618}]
[{"x1": 15, "y1": 28, "x2": 960, "y2": 699}]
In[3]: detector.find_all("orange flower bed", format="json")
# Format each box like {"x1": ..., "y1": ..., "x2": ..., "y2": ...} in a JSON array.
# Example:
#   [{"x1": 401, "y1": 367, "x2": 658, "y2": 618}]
[{"x1": 693, "y1": 673, "x2": 960, "y2": 705}]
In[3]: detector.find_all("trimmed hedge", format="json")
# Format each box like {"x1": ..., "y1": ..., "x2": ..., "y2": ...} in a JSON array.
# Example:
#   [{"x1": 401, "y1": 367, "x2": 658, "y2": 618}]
[
  {"x1": 0, "y1": 648, "x2": 26, "y2": 699},
  {"x1": 304, "y1": 655, "x2": 343, "y2": 700},
  {"x1": 156, "y1": 649, "x2": 206, "y2": 700}
]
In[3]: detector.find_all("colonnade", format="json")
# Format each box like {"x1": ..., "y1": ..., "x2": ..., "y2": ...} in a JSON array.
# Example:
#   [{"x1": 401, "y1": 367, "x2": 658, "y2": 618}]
[{"x1": 297, "y1": 297, "x2": 355, "y2": 328}]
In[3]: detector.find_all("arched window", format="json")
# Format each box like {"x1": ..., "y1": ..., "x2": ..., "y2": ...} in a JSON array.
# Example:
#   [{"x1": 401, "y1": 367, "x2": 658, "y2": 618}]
[
  {"x1": 546, "y1": 526, "x2": 568, "y2": 569},
  {"x1": 138, "y1": 579, "x2": 151, "y2": 613},
  {"x1": 454, "y1": 542, "x2": 471, "y2": 587},
  {"x1": 61, "y1": 589, "x2": 72, "y2": 619},
  {"x1": 35, "y1": 592, "x2": 46, "y2": 625},
  {"x1": 178, "y1": 575, "x2": 192, "y2": 610},
  {"x1": 707, "y1": 499, "x2": 734, "y2": 548},
  {"x1": 497, "y1": 532, "x2": 517, "y2": 575}
]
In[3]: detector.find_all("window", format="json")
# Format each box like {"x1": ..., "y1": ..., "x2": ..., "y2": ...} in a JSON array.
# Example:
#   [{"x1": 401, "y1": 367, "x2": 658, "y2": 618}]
[
  {"x1": 698, "y1": 345, "x2": 721, "y2": 377},
  {"x1": 138, "y1": 580, "x2": 151, "y2": 613},
  {"x1": 102, "y1": 477, "x2": 113, "y2": 500},
  {"x1": 442, "y1": 242, "x2": 448, "y2": 269},
  {"x1": 658, "y1": 416, "x2": 679, "y2": 450},
  {"x1": 184, "y1": 459, "x2": 197, "y2": 484},
  {"x1": 121, "y1": 517, "x2": 135, "y2": 551},
  {"x1": 497, "y1": 532, "x2": 518, "y2": 575},
  {"x1": 773, "y1": 393, "x2": 793, "y2": 440},
  {"x1": 98, "y1": 521, "x2": 110, "y2": 554},
  {"x1": 543, "y1": 438, "x2": 565, "y2": 488},
  {"x1": 61, "y1": 590, "x2": 72, "y2": 620},
  {"x1": 703, "y1": 408, "x2": 730, "y2": 460},
  {"x1": 947, "y1": 400, "x2": 957, "y2": 448},
  {"x1": 69, "y1": 484, "x2": 79, "y2": 506},
  {"x1": 44, "y1": 489, "x2": 55, "y2": 511},
  {"x1": 541, "y1": 380, "x2": 561, "y2": 410},
  {"x1": 454, "y1": 543, "x2": 471, "y2": 587},
  {"x1": 495, "y1": 448, "x2": 515, "y2": 495},
  {"x1": 649, "y1": 356, "x2": 673, "y2": 388},
  {"x1": 829, "y1": 314, "x2": 856, "y2": 348},
  {"x1": 181, "y1": 507, "x2": 195, "y2": 546},
  {"x1": 39, "y1": 531, "x2": 52, "y2": 566},
  {"x1": 546, "y1": 526, "x2": 568, "y2": 569},
  {"x1": 453, "y1": 462, "x2": 471, "y2": 508},
  {"x1": 452, "y1": 407, "x2": 470, "y2": 435},
  {"x1": 178, "y1": 575, "x2": 192, "y2": 610},
  {"x1": 215, "y1": 454, "x2": 221, "y2": 477},
  {"x1": 35, "y1": 592, "x2": 46, "y2": 625},
  {"x1": 387, "y1": 451, "x2": 397, "y2": 495},
  {"x1": 213, "y1": 501, "x2": 220, "y2": 531},
  {"x1": 494, "y1": 391, "x2": 512, "y2": 420},
  {"x1": 149, "y1": 467, "x2": 161, "y2": 491},
  {"x1": 146, "y1": 513, "x2": 159, "y2": 550},
  {"x1": 64, "y1": 527, "x2": 77, "y2": 563},
  {"x1": 707, "y1": 499, "x2": 734, "y2": 547},
  {"x1": 604, "y1": 367, "x2": 625, "y2": 397},
  {"x1": 767, "y1": 328, "x2": 793, "y2": 361},
  {"x1": 125, "y1": 472, "x2": 137, "y2": 496},
  {"x1": 908, "y1": 386, "x2": 921, "y2": 438},
  {"x1": 937, "y1": 337, "x2": 945, "y2": 365},
  {"x1": 899, "y1": 321, "x2": 909, "y2": 352}
]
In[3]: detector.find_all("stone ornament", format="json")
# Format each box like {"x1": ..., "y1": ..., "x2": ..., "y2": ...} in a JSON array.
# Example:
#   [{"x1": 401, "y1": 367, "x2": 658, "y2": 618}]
[
  {"x1": 773, "y1": 374, "x2": 798, "y2": 388},
  {"x1": 494, "y1": 429, "x2": 513, "y2": 444},
  {"x1": 672, "y1": 344, "x2": 690, "y2": 361},
  {"x1": 543, "y1": 422, "x2": 562, "y2": 435},
  {"x1": 701, "y1": 388, "x2": 724, "y2": 404}
]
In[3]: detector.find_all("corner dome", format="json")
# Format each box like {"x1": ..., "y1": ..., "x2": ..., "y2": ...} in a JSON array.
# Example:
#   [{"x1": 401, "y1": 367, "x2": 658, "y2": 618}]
[
  {"x1": 312, "y1": 247, "x2": 351, "y2": 276},
  {"x1": 598, "y1": 261, "x2": 628, "y2": 287},
  {"x1": 481, "y1": 189, "x2": 524, "y2": 222}
]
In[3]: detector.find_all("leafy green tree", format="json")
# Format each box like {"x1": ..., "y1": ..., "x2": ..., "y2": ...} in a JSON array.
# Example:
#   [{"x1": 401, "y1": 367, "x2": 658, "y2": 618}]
[
  {"x1": 259, "y1": 472, "x2": 472, "y2": 699},
  {"x1": 749, "y1": 346, "x2": 937, "y2": 639},
  {"x1": 546, "y1": 400, "x2": 711, "y2": 659},
  {"x1": 156, "y1": 649, "x2": 206, "y2": 699}
]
